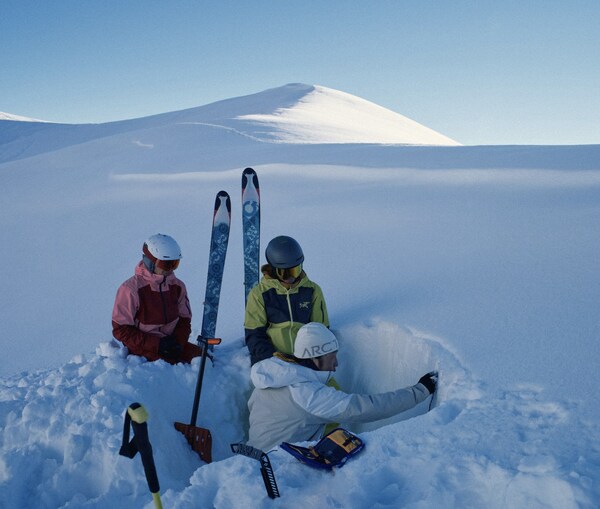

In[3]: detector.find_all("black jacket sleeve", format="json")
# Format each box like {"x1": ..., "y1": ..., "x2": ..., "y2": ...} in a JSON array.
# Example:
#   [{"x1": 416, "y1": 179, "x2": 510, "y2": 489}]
[{"x1": 245, "y1": 325, "x2": 275, "y2": 365}]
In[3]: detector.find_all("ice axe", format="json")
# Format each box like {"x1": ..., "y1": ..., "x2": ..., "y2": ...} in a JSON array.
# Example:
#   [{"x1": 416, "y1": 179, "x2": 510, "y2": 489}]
[{"x1": 174, "y1": 335, "x2": 221, "y2": 463}]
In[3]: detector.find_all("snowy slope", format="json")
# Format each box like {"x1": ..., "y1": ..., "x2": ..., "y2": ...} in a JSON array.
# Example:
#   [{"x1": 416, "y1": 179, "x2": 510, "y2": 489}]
[
  {"x1": 0, "y1": 84, "x2": 458, "y2": 165},
  {"x1": 0, "y1": 112, "x2": 48, "y2": 122},
  {"x1": 1, "y1": 85, "x2": 599, "y2": 508},
  {"x1": 236, "y1": 84, "x2": 461, "y2": 145}
]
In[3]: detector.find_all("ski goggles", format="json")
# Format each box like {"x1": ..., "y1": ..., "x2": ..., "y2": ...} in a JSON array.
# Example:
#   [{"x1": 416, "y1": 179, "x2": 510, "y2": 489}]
[
  {"x1": 155, "y1": 258, "x2": 180, "y2": 271},
  {"x1": 275, "y1": 264, "x2": 302, "y2": 281},
  {"x1": 143, "y1": 244, "x2": 181, "y2": 272}
]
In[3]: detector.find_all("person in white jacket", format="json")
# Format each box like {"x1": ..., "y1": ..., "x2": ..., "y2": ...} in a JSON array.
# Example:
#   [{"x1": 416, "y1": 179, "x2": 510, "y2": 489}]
[{"x1": 247, "y1": 322, "x2": 437, "y2": 451}]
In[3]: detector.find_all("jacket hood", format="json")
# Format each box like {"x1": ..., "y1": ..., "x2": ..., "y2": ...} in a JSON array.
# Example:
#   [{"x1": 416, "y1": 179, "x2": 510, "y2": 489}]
[{"x1": 251, "y1": 356, "x2": 331, "y2": 389}]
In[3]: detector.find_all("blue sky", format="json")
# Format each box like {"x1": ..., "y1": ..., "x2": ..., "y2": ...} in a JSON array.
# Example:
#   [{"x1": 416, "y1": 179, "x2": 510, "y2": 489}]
[{"x1": 1, "y1": 0, "x2": 598, "y2": 145}]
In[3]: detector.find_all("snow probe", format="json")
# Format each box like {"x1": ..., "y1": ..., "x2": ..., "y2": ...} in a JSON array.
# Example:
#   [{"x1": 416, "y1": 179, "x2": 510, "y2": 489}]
[
  {"x1": 119, "y1": 402, "x2": 163, "y2": 509},
  {"x1": 231, "y1": 443, "x2": 280, "y2": 499},
  {"x1": 174, "y1": 335, "x2": 221, "y2": 463}
]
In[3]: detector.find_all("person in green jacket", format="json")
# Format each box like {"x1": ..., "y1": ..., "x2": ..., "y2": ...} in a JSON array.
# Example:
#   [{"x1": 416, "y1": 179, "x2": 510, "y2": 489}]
[{"x1": 244, "y1": 236, "x2": 330, "y2": 366}]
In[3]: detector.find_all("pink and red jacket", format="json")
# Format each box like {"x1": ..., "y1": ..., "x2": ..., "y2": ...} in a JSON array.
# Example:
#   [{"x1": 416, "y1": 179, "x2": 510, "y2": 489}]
[{"x1": 112, "y1": 261, "x2": 192, "y2": 361}]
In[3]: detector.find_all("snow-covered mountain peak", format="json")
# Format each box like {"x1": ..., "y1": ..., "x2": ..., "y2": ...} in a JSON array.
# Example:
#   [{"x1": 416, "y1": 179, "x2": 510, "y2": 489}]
[
  {"x1": 0, "y1": 111, "x2": 48, "y2": 122},
  {"x1": 232, "y1": 83, "x2": 461, "y2": 146},
  {"x1": 0, "y1": 84, "x2": 461, "y2": 166},
  {"x1": 0, "y1": 84, "x2": 459, "y2": 146}
]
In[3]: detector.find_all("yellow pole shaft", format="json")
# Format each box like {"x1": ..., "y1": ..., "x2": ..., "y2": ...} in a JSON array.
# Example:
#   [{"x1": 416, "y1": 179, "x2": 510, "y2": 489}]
[{"x1": 152, "y1": 492, "x2": 163, "y2": 509}]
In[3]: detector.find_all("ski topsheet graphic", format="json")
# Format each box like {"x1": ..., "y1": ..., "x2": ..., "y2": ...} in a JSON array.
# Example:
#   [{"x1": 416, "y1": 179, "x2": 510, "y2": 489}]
[
  {"x1": 201, "y1": 190, "x2": 231, "y2": 339},
  {"x1": 242, "y1": 168, "x2": 260, "y2": 304}
]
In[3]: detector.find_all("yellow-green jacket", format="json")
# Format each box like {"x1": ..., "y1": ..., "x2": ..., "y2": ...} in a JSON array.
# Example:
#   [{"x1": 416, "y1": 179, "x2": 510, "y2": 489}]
[{"x1": 244, "y1": 266, "x2": 329, "y2": 365}]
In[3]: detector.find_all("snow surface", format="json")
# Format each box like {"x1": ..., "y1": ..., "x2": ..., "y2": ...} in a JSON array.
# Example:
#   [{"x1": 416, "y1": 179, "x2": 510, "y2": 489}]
[
  {"x1": 0, "y1": 84, "x2": 458, "y2": 165},
  {"x1": 0, "y1": 112, "x2": 48, "y2": 122},
  {"x1": 237, "y1": 84, "x2": 461, "y2": 145},
  {"x1": 1, "y1": 84, "x2": 599, "y2": 508}
]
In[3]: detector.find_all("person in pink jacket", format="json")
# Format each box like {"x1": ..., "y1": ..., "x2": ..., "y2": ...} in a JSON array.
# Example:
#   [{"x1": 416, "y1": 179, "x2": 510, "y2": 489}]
[{"x1": 112, "y1": 234, "x2": 199, "y2": 364}]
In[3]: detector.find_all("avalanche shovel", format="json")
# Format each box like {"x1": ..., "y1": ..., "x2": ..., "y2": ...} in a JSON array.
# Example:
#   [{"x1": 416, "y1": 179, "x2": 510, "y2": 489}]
[{"x1": 174, "y1": 335, "x2": 221, "y2": 463}]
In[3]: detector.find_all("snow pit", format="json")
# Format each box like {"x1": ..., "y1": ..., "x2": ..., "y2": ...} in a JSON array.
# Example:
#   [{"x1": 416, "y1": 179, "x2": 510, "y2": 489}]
[{"x1": 333, "y1": 320, "x2": 461, "y2": 432}]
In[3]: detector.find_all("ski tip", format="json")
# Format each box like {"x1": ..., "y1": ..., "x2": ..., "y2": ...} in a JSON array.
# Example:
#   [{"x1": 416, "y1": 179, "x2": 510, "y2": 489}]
[
  {"x1": 242, "y1": 168, "x2": 260, "y2": 196},
  {"x1": 242, "y1": 168, "x2": 255, "y2": 184},
  {"x1": 214, "y1": 190, "x2": 232, "y2": 219},
  {"x1": 242, "y1": 167, "x2": 258, "y2": 181},
  {"x1": 215, "y1": 190, "x2": 231, "y2": 207}
]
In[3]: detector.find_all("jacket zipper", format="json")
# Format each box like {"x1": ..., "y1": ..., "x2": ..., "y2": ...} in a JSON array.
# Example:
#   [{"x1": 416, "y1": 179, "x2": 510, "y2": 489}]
[
  {"x1": 285, "y1": 288, "x2": 295, "y2": 352},
  {"x1": 159, "y1": 276, "x2": 168, "y2": 332}
]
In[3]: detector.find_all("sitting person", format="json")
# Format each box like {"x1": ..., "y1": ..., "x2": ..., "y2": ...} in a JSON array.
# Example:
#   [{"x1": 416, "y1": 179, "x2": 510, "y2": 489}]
[
  {"x1": 112, "y1": 233, "x2": 199, "y2": 364},
  {"x1": 247, "y1": 322, "x2": 437, "y2": 451},
  {"x1": 244, "y1": 235, "x2": 329, "y2": 365}
]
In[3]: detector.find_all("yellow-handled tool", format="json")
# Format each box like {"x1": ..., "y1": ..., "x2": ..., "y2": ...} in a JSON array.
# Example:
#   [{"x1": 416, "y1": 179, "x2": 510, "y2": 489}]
[{"x1": 119, "y1": 403, "x2": 163, "y2": 509}]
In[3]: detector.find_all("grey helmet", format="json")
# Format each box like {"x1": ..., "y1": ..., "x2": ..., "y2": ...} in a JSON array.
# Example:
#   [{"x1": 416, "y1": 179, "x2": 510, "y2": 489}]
[{"x1": 265, "y1": 236, "x2": 304, "y2": 268}]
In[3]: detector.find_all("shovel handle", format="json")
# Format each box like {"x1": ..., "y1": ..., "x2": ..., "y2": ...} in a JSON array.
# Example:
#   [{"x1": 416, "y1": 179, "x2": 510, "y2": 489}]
[{"x1": 190, "y1": 336, "x2": 221, "y2": 426}]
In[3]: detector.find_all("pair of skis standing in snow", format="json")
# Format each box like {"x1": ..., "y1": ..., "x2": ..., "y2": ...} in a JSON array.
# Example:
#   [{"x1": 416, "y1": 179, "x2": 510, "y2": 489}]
[{"x1": 193, "y1": 167, "x2": 259, "y2": 342}]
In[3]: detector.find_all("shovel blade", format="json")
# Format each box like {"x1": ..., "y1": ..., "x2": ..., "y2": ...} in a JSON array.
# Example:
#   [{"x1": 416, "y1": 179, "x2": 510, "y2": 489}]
[{"x1": 174, "y1": 422, "x2": 213, "y2": 463}]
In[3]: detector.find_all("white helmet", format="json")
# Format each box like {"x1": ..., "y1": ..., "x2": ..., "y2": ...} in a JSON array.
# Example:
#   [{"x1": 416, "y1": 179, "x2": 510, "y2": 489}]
[
  {"x1": 144, "y1": 234, "x2": 182, "y2": 260},
  {"x1": 142, "y1": 234, "x2": 182, "y2": 272},
  {"x1": 294, "y1": 323, "x2": 339, "y2": 359}
]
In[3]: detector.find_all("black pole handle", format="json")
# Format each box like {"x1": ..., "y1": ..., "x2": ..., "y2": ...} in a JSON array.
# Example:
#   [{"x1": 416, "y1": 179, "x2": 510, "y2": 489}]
[
  {"x1": 190, "y1": 336, "x2": 221, "y2": 426},
  {"x1": 120, "y1": 403, "x2": 160, "y2": 495}
]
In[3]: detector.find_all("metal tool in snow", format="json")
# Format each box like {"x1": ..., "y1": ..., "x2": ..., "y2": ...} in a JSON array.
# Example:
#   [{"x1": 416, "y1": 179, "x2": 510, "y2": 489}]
[
  {"x1": 231, "y1": 442, "x2": 280, "y2": 499},
  {"x1": 174, "y1": 335, "x2": 221, "y2": 463}
]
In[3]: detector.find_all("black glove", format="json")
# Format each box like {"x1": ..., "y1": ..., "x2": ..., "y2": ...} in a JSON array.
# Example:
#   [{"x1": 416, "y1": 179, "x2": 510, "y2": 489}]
[
  {"x1": 159, "y1": 336, "x2": 182, "y2": 361},
  {"x1": 418, "y1": 371, "x2": 438, "y2": 395}
]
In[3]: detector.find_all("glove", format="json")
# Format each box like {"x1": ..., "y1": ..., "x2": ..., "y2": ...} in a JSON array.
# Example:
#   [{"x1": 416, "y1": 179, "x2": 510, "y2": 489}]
[
  {"x1": 180, "y1": 342, "x2": 202, "y2": 363},
  {"x1": 418, "y1": 371, "x2": 438, "y2": 395},
  {"x1": 158, "y1": 336, "x2": 182, "y2": 361}
]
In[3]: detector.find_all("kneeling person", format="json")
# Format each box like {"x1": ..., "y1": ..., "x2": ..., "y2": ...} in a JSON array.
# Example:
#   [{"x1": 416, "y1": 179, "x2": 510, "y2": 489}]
[{"x1": 247, "y1": 322, "x2": 437, "y2": 451}]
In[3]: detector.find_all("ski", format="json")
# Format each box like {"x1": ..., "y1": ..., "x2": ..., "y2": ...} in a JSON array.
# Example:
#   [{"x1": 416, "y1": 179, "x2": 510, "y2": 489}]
[
  {"x1": 176, "y1": 192, "x2": 228, "y2": 460},
  {"x1": 242, "y1": 168, "x2": 260, "y2": 304},
  {"x1": 201, "y1": 190, "x2": 231, "y2": 339}
]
